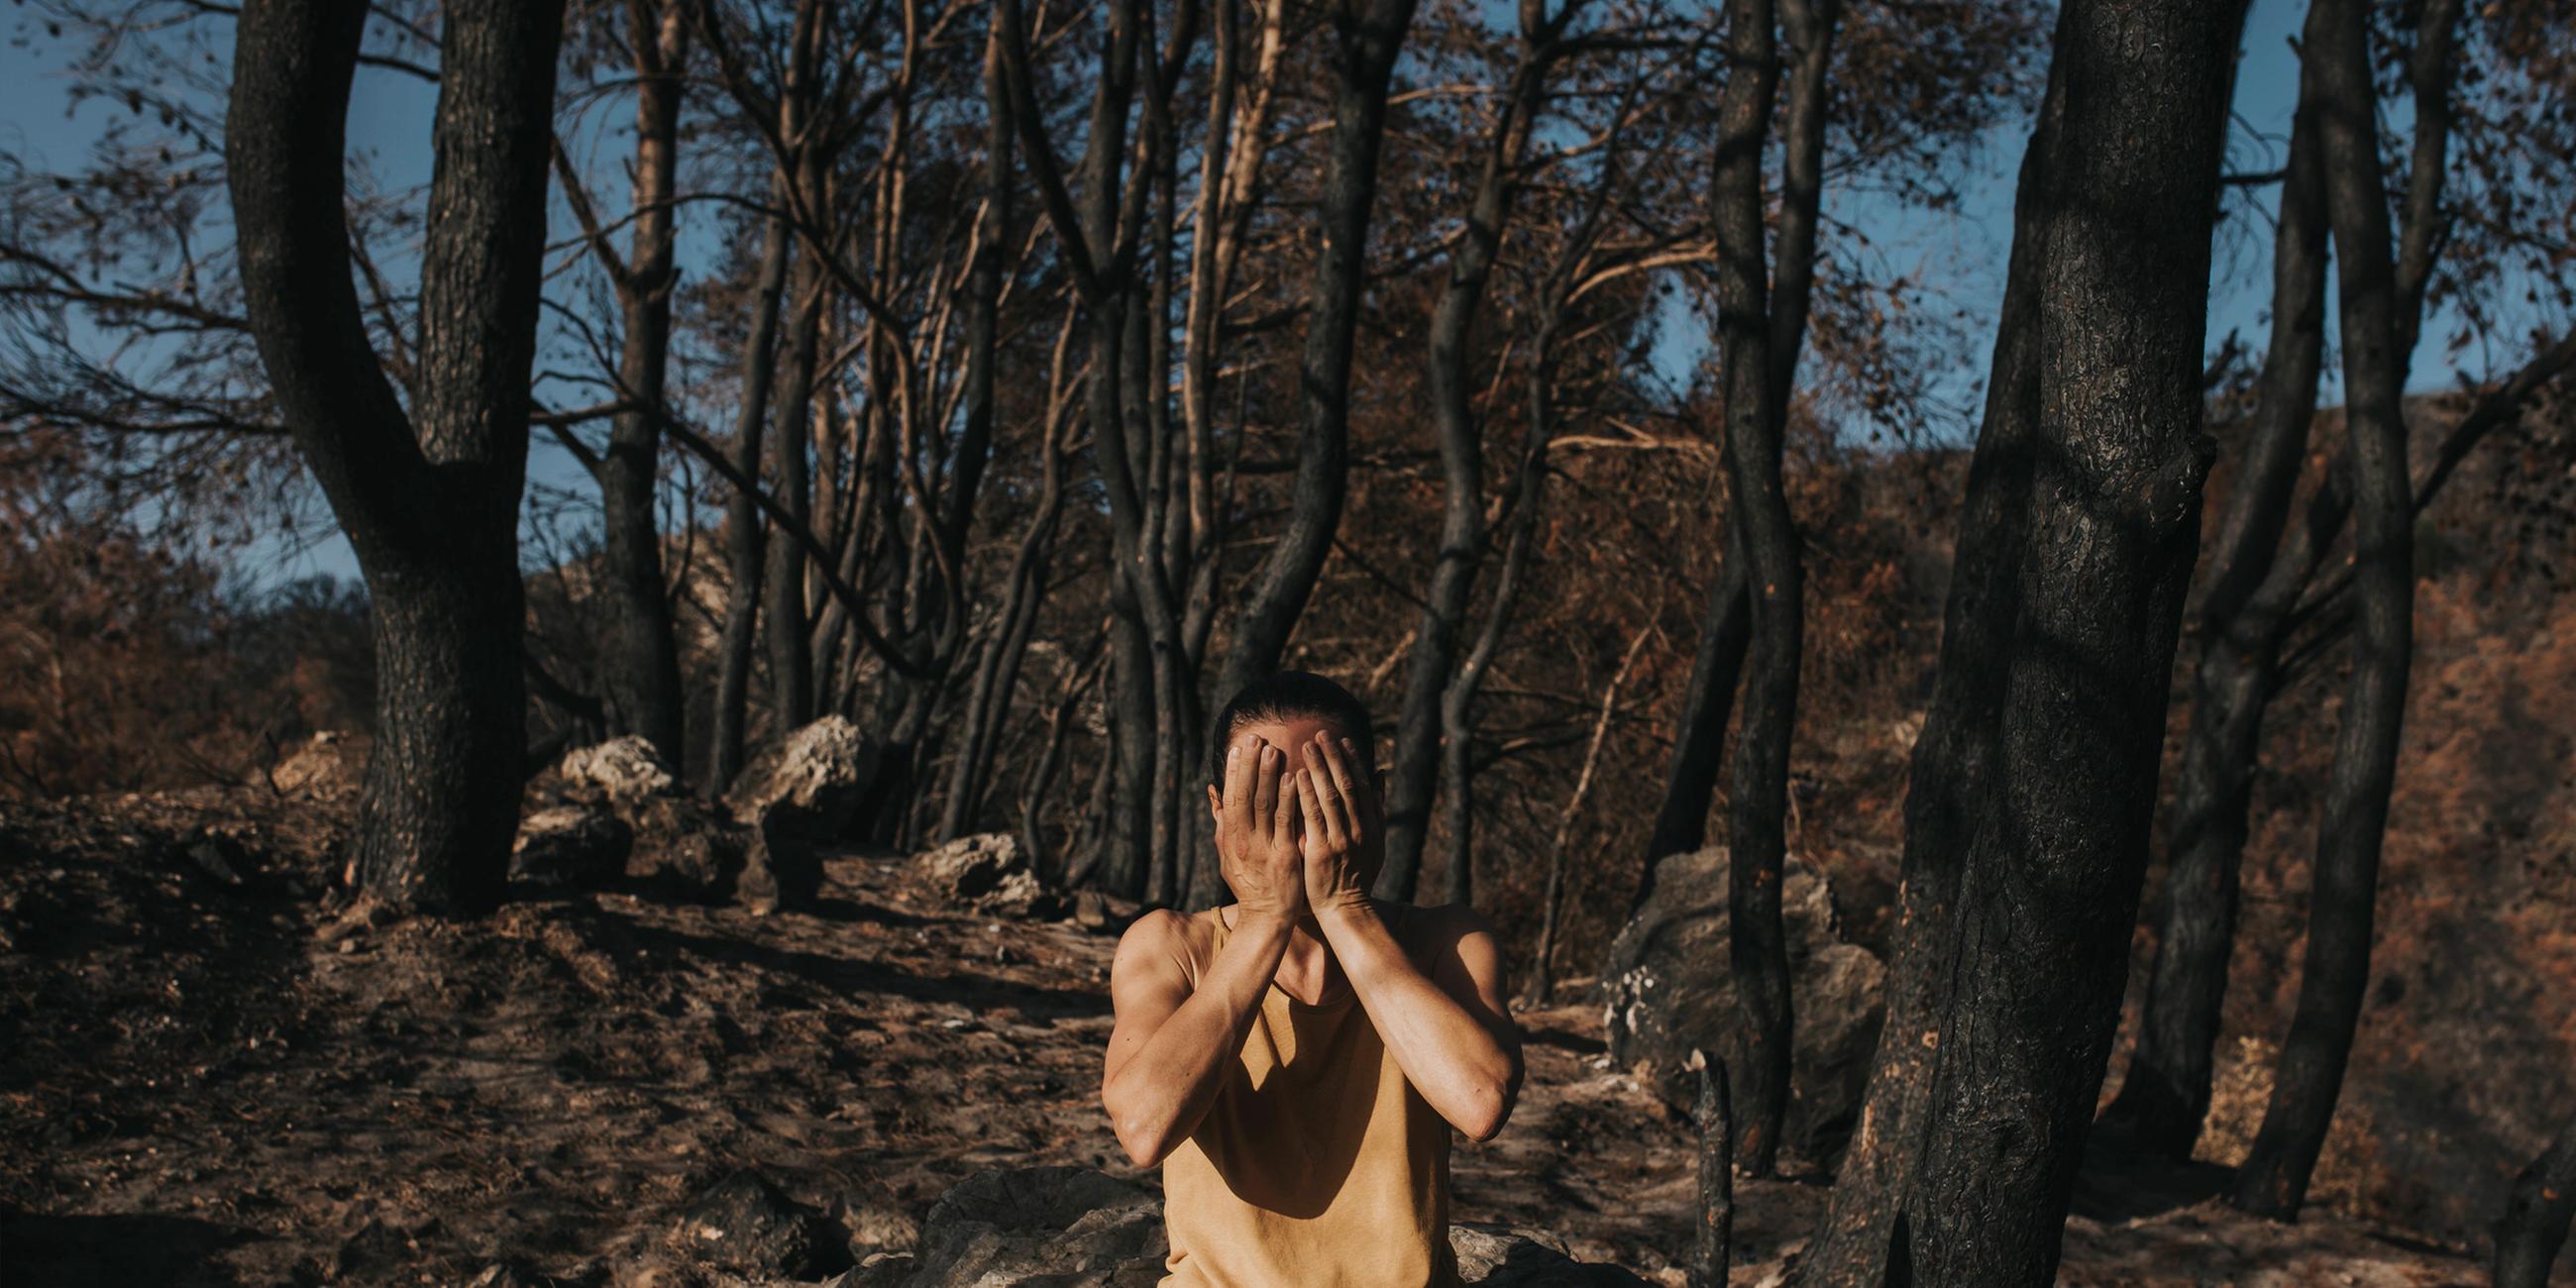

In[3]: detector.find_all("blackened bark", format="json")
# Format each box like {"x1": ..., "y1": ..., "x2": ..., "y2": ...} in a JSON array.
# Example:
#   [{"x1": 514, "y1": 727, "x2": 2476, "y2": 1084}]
[
  {"x1": 1377, "y1": 0, "x2": 1575, "y2": 903},
  {"x1": 1801, "y1": 0, "x2": 2238, "y2": 1277},
  {"x1": 1637, "y1": 550, "x2": 1751, "y2": 911},
  {"x1": 599, "y1": 0, "x2": 691, "y2": 764},
  {"x1": 1693, "y1": 1058, "x2": 1734, "y2": 1288},
  {"x1": 2494, "y1": 1119, "x2": 2576, "y2": 1288},
  {"x1": 709, "y1": 201, "x2": 795, "y2": 792},
  {"x1": 1206, "y1": 0, "x2": 1423, "y2": 737},
  {"x1": 1711, "y1": 0, "x2": 1795, "y2": 1177},
  {"x1": 228, "y1": 0, "x2": 566, "y2": 914},
  {"x1": 765, "y1": 206, "x2": 827, "y2": 731},
  {"x1": 2230, "y1": 0, "x2": 2416, "y2": 1219},
  {"x1": 2106, "y1": 85, "x2": 2328, "y2": 1161}
]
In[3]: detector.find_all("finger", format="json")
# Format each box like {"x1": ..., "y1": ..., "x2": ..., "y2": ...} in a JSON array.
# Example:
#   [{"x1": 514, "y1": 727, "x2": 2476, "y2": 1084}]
[
  {"x1": 1293, "y1": 768, "x2": 1333, "y2": 850},
  {"x1": 1340, "y1": 736, "x2": 1382, "y2": 837},
  {"x1": 1319, "y1": 735, "x2": 1365, "y2": 837},
  {"x1": 1277, "y1": 767, "x2": 1306, "y2": 848},
  {"x1": 1252, "y1": 742, "x2": 1279, "y2": 833},
  {"x1": 1300, "y1": 747, "x2": 1349, "y2": 850},
  {"x1": 1223, "y1": 741, "x2": 1252, "y2": 829}
]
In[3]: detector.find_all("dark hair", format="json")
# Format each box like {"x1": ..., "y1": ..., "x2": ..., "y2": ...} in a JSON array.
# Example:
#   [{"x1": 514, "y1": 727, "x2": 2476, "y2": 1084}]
[{"x1": 1205, "y1": 670, "x2": 1376, "y2": 785}]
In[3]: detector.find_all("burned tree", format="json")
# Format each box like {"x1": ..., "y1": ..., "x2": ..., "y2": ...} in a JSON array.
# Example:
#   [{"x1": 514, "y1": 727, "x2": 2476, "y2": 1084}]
[
  {"x1": 1797, "y1": 0, "x2": 2241, "y2": 1278},
  {"x1": 227, "y1": 0, "x2": 568, "y2": 912}
]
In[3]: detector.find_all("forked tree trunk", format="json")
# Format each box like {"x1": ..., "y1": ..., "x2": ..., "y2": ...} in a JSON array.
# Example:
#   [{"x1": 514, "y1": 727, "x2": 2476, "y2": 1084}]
[
  {"x1": 1377, "y1": 0, "x2": 1577, "y2": 904},
  {"x1": 2230, "y1": 0, "x2": 2416, "y2": 1219},
  {"x1": 1798, "y1": 0, "x2": 2239, "y2": 1277},
  {"x1": 1200, "y1": 0, "x2": 1423, "y2": 905},
  {"x1": 228, "y1": 0, "x2": 566, "y2": 914}
]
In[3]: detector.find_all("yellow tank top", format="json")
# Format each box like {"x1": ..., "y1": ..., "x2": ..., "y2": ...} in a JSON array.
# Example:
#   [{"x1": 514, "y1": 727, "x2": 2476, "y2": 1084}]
[{"x1": 1157, "y1": 904, "x2": 1459, "y2": 1288}]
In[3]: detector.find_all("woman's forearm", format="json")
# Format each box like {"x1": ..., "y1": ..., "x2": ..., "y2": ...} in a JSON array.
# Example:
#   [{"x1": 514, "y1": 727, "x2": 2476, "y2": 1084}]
[
  {"x1": 1319, "y1": 904, "x2": 1520, "y2": 1140},
  {"x1": 1103, "y1": 912, "x2": 1295, "y2": 1165}
]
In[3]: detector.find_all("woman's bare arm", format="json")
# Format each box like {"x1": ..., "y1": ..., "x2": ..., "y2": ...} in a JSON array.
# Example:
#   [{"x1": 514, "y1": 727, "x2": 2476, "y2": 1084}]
[
  {"x1": 1100, "y1": 908, "x2": 1294, "y2": 1166},
  {"x1": 1317, "y1": 901, "x2": 1523, "y2": 1140}
]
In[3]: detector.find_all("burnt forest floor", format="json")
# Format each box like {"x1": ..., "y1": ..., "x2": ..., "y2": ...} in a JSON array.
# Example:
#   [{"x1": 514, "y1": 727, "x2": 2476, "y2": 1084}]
[{"x1": 0, "y1": 789, "x2": 2500, "y2": 1286}]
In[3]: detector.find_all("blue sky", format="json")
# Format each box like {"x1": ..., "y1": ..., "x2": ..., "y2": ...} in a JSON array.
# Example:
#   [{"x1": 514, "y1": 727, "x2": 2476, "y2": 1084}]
[{"x1": 0, "y1": 0, "x2": 2539, "y2": 591}]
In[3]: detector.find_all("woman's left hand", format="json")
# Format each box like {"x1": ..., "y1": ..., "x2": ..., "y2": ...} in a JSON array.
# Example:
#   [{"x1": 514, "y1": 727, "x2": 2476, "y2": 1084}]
[{"x1": 1292, "y1": 731, "x2": 1382, "y2": 914}]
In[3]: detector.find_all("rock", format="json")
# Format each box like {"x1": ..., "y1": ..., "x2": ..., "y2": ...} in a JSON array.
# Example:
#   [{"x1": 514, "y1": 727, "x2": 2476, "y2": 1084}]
[
  {"x1": 668, "y1": 1170, "x2": 847, "y2": 1281},
  {"x1": 842, "y1": 1204, "x2": 920, "y2": 1255},
  {"x1": 1601, "y1": 846, "x2": 1885, "y2": 1164},
  {"x1": 1068, "y1": 889, "x2": 1132, "y2": 935},
  {"x1": 723, "y1": 718, "x2": 876, "y2": 913},
  {"x1": 910, "y1": 833, "x2": 1057, "y2": 918},
  {"x1": 1452, "y1": 1223, "x2": 1653, "y2": 1286},
  {"x1": 509, "y1": 805, "x2": 632, "y2": 890},
  {"x1": 270, "y1": 730, "x2": 365, "y2": 802},
  {"x1": 892, "y1": 1166, "x2": 1164, "y2": 1287},
  {"x1": 557, "y1": 735, "x2": 679, "y2": 805}
]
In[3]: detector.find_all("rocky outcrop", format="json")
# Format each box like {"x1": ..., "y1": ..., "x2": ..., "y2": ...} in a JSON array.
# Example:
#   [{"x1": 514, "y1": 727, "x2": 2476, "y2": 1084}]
[
  {"x1": 556, "y1": 735, "x2": 679, "y2": 805},
  {"x1": 268, "y1": 730, "x2": 366, "y2": 802},
  {"x1": 1602, "y1": 846, "x2": 1885, "y2": 1164},
  {"x1": 909, "y1": 832, "x2": 1055, "y2": 918},
  {"x1": 725, "y1": 718, "x2": 877, "y2": 914},
  {"x1": 522, "y1": 739, "x2": 756, "y2": 906}
]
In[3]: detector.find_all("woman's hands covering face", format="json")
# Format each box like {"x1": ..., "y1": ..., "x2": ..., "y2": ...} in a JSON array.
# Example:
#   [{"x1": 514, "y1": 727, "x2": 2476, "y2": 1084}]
[
  {"x1": 1215, "y1": 739, "x2": 1308, "y2": 923},
  {"x1": 1292, "y1": 731, "x2": 1382, "y2": 914}
]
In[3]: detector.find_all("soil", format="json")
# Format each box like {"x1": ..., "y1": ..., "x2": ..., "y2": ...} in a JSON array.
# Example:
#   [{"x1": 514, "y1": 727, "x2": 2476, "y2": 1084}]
[{"x1": 0, "y1": 790, "x2": 2505, "y2": 1286}]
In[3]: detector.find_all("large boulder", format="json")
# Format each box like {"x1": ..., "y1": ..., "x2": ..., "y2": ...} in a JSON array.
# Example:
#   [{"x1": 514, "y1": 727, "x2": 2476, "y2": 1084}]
[
  {"x1": 526, "y1": 739, "x2": 754, "y2": 904},
  {"x1": 724, "y1": 718, "x2": 877, "y2": 913},
  {"x1": 909, "y1": 832, "x2": 1055, "y2": 918},
  {"x1": 1602, "y1": 846, "x2": 1885, "y2": 1164},
  {"x1": 557, "y1": 735, "x2": 679, "y2": 805},
  {"x1": 269, "y1": 730, "x2": 366, "y2": 802}
]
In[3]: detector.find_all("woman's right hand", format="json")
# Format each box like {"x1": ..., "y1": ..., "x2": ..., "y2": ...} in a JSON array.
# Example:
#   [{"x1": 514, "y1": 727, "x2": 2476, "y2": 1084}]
[{"x1": 1215, "y1": 739, "x2": 1307, "y2": 924}]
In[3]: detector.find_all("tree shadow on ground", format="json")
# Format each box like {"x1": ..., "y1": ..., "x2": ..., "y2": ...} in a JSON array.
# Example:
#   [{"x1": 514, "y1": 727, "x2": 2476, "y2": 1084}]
[
  {"x1": 0, "y1": 1212, "x2": 252, "y2": 1287},
  {"x1": 2070, "y1": 1123, "x2": 2235, "y2": 1221}
]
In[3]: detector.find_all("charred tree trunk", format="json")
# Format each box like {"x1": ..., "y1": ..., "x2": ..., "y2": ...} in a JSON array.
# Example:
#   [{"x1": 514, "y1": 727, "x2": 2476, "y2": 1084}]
[
  {"x1": 2105, "y1": 87, "x2": 2328, "y2": 1161},
  {"x1": 709, "y1": 195, "x2": 796, "y2": 792},
  {"x1": 598, "y1": 0, "x2": 692, "y2": 765},
  {"x1": 1799, "y1": 0, "x2": 2239, "y2": 1277},
  {"x1": 1710, "y1": 0, "x2": 1795, "y2": 1177},
  {"x1": 1377, "y1": 0, "x2": 1576, "y2": 904},
  {"x1": 1637, "y1": 551, "x2": 1752, "y2": 911},
  {"x1": 228, "y1": 0, "x2": 566, "y2": 914},
  {"x1": 2230, "y1": 0, "x2": 2417, "y2": 1219},
  {"x1": 2495, "y1": 1120, "x2": 2576, "y2": 1288},
  {"x1": 765, "y1": 200, "x2": 827, "y2": 732},
  {"x1": 1203, "y1": 0, "x2": 1423, "y2": 866}
]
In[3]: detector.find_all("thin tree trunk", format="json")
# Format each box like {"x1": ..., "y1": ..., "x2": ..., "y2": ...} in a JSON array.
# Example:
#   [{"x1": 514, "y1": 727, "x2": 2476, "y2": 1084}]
[
  {"x1": 1378, "y1": 1, "x2": 1577, "y2": 904},
  {"x1": 1800, "y1": 0, "x2": 2239, "y2": 1276},
  {"x1": 1711, "y1": 0, "x2": 1796, "y2": 1177},
  {"x1": 599, "y1": 0, "x2": 691, "y2": 765},
  {"x1": 1204, "y1": 0, "x2": 1425, "y2": 845},
  {"x1": 1692, "y1": 1058, "x2": 1735, "y2": 1288},
  {"x1": 2106, "y1": 86, "x2": 2328, "y2": 1160},
  {"x1": 227, "y1": 0, "x2": 566, "y2": 915},
  {"x1": 1521, "y1": 627, "x2": 1647, "y2": 1006},
  {"x1": 766, "y1": 201, "x2": 827, "y2": 731},
  {"x1": 2231, "y1": 0, "x2": 2417, "y2": 1219},
  {"x1": 708, "y1": 192, "x2": 799, "y2": 792}
]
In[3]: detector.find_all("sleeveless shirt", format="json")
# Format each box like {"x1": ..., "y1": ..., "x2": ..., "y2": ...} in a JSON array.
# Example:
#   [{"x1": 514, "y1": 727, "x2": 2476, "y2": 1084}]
[{"x1": 1156, "y1": 904, "x2": 1460, "y2": 1288}]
